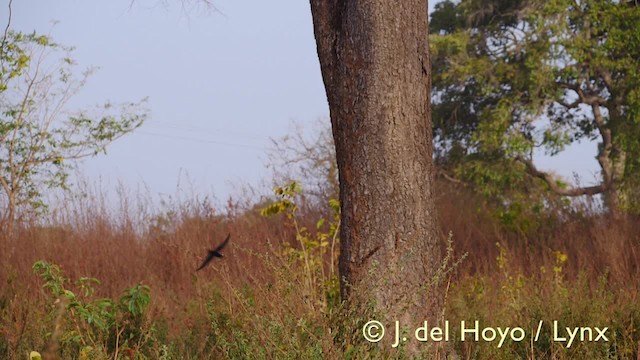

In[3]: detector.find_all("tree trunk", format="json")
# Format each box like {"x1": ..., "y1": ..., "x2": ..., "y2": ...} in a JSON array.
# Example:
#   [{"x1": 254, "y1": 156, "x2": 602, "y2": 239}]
[
  {"x1": 4, "y1": 191, "x2": 16, "y2": 239},
  {"x1": 310, "y1": 0, "x2": 442, "y2": 351}
]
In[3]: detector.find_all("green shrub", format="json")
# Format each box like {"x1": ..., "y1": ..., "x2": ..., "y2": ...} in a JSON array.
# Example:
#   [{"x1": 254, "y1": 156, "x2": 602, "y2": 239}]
[{"x1": 32, "y1": 261, "x2": 153, "y2": 358}]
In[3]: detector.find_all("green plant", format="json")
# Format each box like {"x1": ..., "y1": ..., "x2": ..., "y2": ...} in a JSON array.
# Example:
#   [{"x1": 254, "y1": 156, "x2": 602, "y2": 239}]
[
  {"x1": 0, "y1": 27, "x2": 147, "y2": 234},
  {"x1": 447, "y1": 247, "x2": 640, "y2": 359},
  {"x1": 32, "y1": 260, "x2": 152, "y2": 358},
  {"x1": 260, "y1": 181, "x2": 341, "y2": 313}
]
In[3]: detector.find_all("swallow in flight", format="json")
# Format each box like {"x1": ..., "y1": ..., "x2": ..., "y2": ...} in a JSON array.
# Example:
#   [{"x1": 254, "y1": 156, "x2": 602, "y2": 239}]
[{"x1": 196, "y1": 233, "x2": 231, "y2": 271}]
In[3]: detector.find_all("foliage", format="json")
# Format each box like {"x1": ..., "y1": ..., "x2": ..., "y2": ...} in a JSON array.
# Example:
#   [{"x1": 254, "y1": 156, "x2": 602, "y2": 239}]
[
  {"x1": 164, "y1": 181, "x2": 347, "y2": 359},
  {"x1": 0, "y1": 28, "x2": 147, "y2": 231},
  {"x1": 260, "y1": 180, "x2": 341, "y2": 313},
  {"x1": 31, "y1": 260, "x2": 152, "y2": 358},
  {"x1": 448, "y1": 245, "x2": 640, "y2": 359},
  {"x1": 430, "y1": 0, "x2": 640, "y2": 215}
]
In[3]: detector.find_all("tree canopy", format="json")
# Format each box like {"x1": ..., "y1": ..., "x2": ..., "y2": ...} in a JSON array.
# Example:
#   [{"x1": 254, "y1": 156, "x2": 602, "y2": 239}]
[
  {"x1": 0, "y1": 28, "x2": 147, "y2": 232},
  {"x1": 430, "y1": 0, "x2": 640, "y2": 217}
]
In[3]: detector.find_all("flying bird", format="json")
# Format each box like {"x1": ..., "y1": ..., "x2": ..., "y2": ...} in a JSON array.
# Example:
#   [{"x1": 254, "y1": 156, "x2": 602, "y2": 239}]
[{"x1": 196, "y1": 233, "x2": 231, "y2": 271}]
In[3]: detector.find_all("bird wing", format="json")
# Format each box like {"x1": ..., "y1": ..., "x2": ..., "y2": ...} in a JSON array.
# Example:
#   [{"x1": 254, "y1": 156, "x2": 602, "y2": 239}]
[
  {"x1": 196, "y1": 233, "x2": 231, "y2": 272},
  {"x1": 196, "y1": 251, "x2": 216, "y2": 271},
  {"x1": 212, "y1": 233, "x2": 231, "y2": 253}
]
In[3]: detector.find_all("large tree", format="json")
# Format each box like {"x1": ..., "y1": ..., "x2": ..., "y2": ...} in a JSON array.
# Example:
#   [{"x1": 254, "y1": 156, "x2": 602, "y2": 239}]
[
  {"x1": 309, "y1": 0, "x2": 442, "y2": 350},
  {"x1": 430, "y1": 0, "x2": 640, "y2": 216}
]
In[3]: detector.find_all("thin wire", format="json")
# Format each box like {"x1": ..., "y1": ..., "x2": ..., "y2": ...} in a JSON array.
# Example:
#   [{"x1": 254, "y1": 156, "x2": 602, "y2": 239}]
[
  {"x1": 137, "y1": 130, "x2": 268, "y2": 150},
  {"x1": 146, "y1": 120, "x2": 266, "y2": 141}
]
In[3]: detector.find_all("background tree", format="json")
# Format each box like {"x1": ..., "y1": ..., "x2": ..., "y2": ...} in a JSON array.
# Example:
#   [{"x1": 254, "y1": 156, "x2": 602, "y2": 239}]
[
  {"x1": 310, "y1": 0, "x2": 443, "y2": 352},
  {"x1": 0, "y1": 26, "x2": 147, "y2": 234},
  {"x1": 266, "y1": 119, "x2": 339, "y2": 207},
  {"x1": 430, "y1": 0, "x2": 640, "y2": 217}
]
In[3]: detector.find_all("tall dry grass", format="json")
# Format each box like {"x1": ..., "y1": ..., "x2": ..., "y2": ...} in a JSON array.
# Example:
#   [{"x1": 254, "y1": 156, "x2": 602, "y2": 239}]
[{"x1": 0, "y1": 178, "x2": 639, "y2": 358}]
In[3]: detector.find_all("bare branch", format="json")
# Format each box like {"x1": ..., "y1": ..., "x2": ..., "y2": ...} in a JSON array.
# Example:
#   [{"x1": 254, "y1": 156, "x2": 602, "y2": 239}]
[
  {"x1": 560, "y1": 81, "x2": 607, "y2": 107},
  {"x1": 515, "y1": 156, "x2": 606, "y2": 196},
  {"x1": 595, "y1": 66, "x2": 614, "y2": 93},
  {"x1": 591, "y1": 104, "x2": 615, "y2": 186},
  {"x1": 557, "y1": 98, "x2": 580, "y2": 109},
  {"x1": 0, "y1": 0, "x2": 13, "y2": 65},
  {"x1": 436, "y1": 168, "x2": 468, "y2": 186}
]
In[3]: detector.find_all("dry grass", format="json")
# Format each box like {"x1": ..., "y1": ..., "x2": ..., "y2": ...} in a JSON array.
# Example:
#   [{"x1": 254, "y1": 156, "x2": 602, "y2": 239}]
[{"x1": 1, "y1": 179, "x2": 639, "y2": 359}]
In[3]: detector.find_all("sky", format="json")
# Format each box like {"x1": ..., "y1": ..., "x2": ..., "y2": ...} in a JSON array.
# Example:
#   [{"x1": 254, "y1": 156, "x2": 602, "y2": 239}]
[{"x1": 5, "y1": 0, "x2": 602, "y2": 205}]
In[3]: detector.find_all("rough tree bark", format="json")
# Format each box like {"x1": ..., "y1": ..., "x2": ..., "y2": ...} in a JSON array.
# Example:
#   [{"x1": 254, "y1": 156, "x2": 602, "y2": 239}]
[{"x1": 309, "y1": 0, "x2": 442, "y2": 350}]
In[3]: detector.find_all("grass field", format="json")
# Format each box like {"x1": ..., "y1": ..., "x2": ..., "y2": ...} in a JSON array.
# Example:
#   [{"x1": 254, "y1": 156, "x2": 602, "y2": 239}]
[{"x1": 1, "y1": 180, "x2": 639, "y2": 359}]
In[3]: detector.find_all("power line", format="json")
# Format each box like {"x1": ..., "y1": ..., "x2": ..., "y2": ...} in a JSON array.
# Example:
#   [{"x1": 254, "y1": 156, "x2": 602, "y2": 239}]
[
  {"x1": 137, "y1": 130, "x2": 268, "y2": 150},
  {"x1": 146, "y1": 120, "x2": 267, "y2": 141}
]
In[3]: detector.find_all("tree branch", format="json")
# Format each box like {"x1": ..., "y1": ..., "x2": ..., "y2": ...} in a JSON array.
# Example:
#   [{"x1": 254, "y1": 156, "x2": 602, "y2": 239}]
[
  {"x1": 436, "y1": 168, "x2": 467, "y2": 186},
  {"x1": 558, "y1": 81, "x2": 606, "y2": 106},
  {"x1": 0, "y1": 0, "x2": 13, "y2": 66},
  {"x1": 515, "y1": 156, "x2": 606, "y2": 196},
  {"x1": 591, "y1": 104, "x2": 615, "y2": 186},
  {"x1": 557, "y1": 98, "x2": 580, "y2": 109},
  {"x1": 595, "y1": 66, "x2": 614, "y2": 93}
]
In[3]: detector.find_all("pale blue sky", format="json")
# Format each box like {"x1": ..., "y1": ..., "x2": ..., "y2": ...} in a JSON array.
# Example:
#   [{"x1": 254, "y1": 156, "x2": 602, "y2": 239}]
[
  {"x1": 10, "y1": 0, "x2": 329, "y2": 200},
  {"x1": 6, "y1": 0, "x2": 600, "y2": 203}
]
